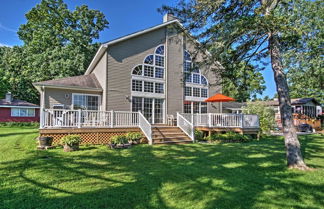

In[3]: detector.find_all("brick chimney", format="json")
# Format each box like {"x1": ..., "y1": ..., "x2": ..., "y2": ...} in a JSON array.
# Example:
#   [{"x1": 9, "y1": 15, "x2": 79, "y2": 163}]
[
  {"x1": 163, "y1": 13, "x2": 177, "y2": 23},
  {"x1": 5, "y1": 92, "x2": 12, "y2": 103}
]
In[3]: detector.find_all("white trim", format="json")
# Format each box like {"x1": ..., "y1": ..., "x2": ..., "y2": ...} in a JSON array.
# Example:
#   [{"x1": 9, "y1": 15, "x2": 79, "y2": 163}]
[
  {"x1": 106, "y1": 20, "x2": 179, "y2": 46},
  {"x1": 84, "y1": 45, "x2": 108, "y2": 75},
  {"x1": 33, "y1": 84, "x2": 102, "y2": 92},
  {"x1": 0, "y1": 105, "x2": 39, "y2": 109},
  {"x1": 185, "y1": 96, "x2": 207, "y2": 102},
  {"x1": 11, "y1": 108, "x2": 36, "y2": 117},
  {"x1": 71, "y1": 93, "x2": 102, "y2": 110}
]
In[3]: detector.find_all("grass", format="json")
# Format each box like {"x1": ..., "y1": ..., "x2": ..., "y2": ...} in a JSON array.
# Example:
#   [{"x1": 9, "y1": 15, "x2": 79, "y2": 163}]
[{"x1": 0, "y1": 127, "x2": 323, "y2": 209}]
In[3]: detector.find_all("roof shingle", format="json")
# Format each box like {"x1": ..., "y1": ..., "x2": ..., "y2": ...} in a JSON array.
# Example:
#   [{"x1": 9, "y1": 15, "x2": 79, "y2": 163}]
[{"x1": 33, "y1": 74, "x2": 102, "y2": 90}]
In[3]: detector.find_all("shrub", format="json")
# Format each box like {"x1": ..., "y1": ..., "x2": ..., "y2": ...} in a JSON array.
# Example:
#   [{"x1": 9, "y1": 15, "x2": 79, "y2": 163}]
[
  {"x1": 194, "y1": 130, "x2": 205, "y2": 141},
  {"x1": 205, "y1": 132, "x2": 252, "y2": 143},
  {"x1": 0, "y1": 122, "x2": 39, "y2": 128},
  {"x1": 125, "y1": 132, "x2": 143, "y2": 142},
  {"x1": 242, "y1": 101, "x2": 276, "y2": 135},
  {"x1": 60, "y1": 135, "x2": 82, "y2": 146},
  {"x1": 110, "y1": 135, "x2": 128, "y2": 145}
]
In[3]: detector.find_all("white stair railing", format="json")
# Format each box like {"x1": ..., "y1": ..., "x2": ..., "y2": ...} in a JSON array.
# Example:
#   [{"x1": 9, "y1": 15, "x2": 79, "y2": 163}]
[
  {"x1": 177, "y1": 112, "x2": 194, "y2": 142},
  {"x1": 138, "y1": 112, "x2": 152, "y2": 145}
]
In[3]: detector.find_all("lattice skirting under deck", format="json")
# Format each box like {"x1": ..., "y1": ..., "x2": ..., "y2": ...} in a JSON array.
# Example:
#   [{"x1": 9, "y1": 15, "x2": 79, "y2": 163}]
[{"x1": 39, "y1": 128, "x2": 145, "y2": 145}]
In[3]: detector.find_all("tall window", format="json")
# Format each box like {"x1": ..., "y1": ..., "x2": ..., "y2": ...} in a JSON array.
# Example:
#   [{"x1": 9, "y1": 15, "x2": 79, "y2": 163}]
[
  {"x1": 183, "y1": 101, "x2": 208, "y2": 114},
  {"x1": 183, "y1": 50, "x2": 209, "y2": 86},
  {"x1": 131, "y1": 45, "x2": 166, "y2": 95},
  {"x1": 72, "y1": 94, "x2": 100, "y2": 110}
]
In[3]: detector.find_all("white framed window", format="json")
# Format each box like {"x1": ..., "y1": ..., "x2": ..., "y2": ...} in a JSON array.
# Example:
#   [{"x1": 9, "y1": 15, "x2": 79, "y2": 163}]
[
  {"x1": 155, "y1": 67, "x2": 164, "y2": 78},
  {"x1": 201, "y1": 76, "x2": 208, "y2": 85},
  {"x1": 132, "y1": 65, "x2": 142, "y2": 75},
  {"x1": 132, "y1": 80, "x2": 142, "y2": 92},
  {"x1": 72, "y1": 94, "x2": 100, "y2": 110},
  {"x1": 193, "y1": 87, "x2": 200, "y2": 97},
  {"x1": 185, "y1": 86, "x2": 192, "y2": 96},
  {"x1": 11, "y1": 108, "x2": 35, "y2": 117},
  {"x1": 155, "y1": 55, "x2": 164, "y2": 67},
  {"x1": 155, "y1": 45, "x2": 164, "y2": 55},
  {"x1": 53, "y1": 104, "x2": 64, "y2": 109},
  {"x1": 131, "y1": 45, "x2": 166, "y2": 97},
  {"x1": 155, "y1": 83, "x2": 164, "y2": 94},
  {"x1": 144, "y1": 55, "x2": 154, "y2": 65},
  {"x1": 201, "y1": 102, "x2": 207, "y2": 113},
  {"x1": 144, "y1": 65, "x2": 154, "y2": 77},
  {"x1": 144, "y1": 81, "x2": 154, "y2": 93},
  {"x1": 201, "y1": 88, "x2": 208, "y2": 98},
  {"x1": 193, "y1": 74, "x2": 200, "y2": 84},
  {"x1": 183, "y1": 101, "x2": 208, "y2": 114}
]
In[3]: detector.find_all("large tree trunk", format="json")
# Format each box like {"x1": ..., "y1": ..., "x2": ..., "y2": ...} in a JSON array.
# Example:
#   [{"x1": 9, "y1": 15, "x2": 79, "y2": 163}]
[{"x1": 268, "y1": 33, "x2": 308, "y2": 170}]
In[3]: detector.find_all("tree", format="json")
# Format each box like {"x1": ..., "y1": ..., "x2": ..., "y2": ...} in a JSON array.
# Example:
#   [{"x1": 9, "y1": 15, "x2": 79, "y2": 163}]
[
  {"x1": 281, "y1": 0, "x2": 324, "y2": 104},
  {"x1": 1, "y1": 0, "x2": 108, "y2": 103},
  {"x1": 160, "y1": 0, "x2": 312, "y2": 169},
  {"x1": 221, "y1": 60, "x2": 266, "y2": 102},
  {"x1": 242, "y1": 101, "x2": 275, "y2": 134}
]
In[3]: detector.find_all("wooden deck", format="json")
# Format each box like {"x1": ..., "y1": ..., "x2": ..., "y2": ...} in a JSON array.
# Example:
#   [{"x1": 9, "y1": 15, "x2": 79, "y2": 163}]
[
  {"x1": 196, "y1": 127, "x2": 259, "y2": 135},
  {"x1": 40, "y1": 127, "x2": 144, "y2": 145}
]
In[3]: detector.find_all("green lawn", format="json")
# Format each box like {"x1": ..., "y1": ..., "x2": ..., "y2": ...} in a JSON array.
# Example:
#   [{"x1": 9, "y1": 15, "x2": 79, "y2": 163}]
[{"x1": 0, "y1": 127, "x2": 323, "y2": 209}]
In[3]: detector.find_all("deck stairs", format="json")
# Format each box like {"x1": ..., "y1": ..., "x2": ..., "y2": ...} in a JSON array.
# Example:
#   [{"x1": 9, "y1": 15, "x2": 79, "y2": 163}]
[{"x1": 151, "y1": 125, "x2": 192, "y2": 144}]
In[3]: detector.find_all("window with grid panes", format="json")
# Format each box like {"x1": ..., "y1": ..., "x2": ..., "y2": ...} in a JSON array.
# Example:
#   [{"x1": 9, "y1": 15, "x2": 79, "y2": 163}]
[
  {"x1": 144, "y1": 81, "x2": 154, "y2": 93},
  {"x1": 193, "y1": 87, "x2": 200, "y2": 97}
]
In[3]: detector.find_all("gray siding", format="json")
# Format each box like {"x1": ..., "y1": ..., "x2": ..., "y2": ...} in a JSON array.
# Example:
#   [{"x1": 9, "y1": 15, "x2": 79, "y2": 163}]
[
  {"x1": 44, "y1": 88, "x2": 102, "y2": 109},
  {"x1": 92, "y1": 52, "x2": 107, "y2": 110},
  {"x1": 106, "y1": 28, "x2": 166, "y2": 111},
  {"x1": 166, "y1": 25, "x2": 184, "y2": 116}
]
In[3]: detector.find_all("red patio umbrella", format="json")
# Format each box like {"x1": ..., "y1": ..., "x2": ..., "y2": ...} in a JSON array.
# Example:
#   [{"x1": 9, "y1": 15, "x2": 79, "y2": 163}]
[
  {"x1": 205, "y1": 93, "x2": 235, "y2": 102},
  {"x1": 204, "y1": 93, "x2": 235, "y2": 113}
]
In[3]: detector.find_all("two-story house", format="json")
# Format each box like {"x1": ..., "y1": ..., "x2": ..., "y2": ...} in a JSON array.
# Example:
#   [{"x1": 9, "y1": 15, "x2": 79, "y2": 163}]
[{"x1": 34, "y1": 14, "x2": 259, "y2": 145}]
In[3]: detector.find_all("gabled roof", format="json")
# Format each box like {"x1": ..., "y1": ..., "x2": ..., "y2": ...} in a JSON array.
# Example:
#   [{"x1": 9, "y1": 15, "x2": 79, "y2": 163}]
[
  {"x1": 33, "y1": 74, "x2": 102, "y2": 91},
  {"x1": 0, "y1": 99, "x2": 39, "y2": 108},
  {"x1": 85, "y1": 19, "x2": 182, "y2": 75}
]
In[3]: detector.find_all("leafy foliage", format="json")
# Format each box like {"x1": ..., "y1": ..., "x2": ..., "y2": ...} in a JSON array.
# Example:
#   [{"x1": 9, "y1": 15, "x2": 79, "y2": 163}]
[
  {"x1": 204, "y1": 132, "x2": 252, "y2": 143},
  {"x1": 110, "y1": 135, "x2": 128, "y2": 145},
  {"x1": 0, "y1": 122, "x2": 39, "y2": 128},
  {"x1": 60, "y1": 135, "x2": 82, "y2": 146},
  {"x1": 242, "y1": 101, "x2": 276, "y2": 134},
  {"x1": 280, "y1": 0, "x2": 324, "y2": 104},
  {"x1": 125, "y1": 132, "x2": 143, "y2": 142},
  {"x1": 194, "y1": 130, "x2": 205, "y2": 141},
  {"x1": 0, "y1": 0, "x2": 108, "y2": 103}
]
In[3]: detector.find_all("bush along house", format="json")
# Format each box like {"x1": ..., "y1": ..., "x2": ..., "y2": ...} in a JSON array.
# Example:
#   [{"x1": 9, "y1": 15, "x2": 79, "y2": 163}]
[
  {"x1": 33, "y1": 14, "x2": 260, "y2": 145},
  {"x1": 0, "y1": 92, "x2": 40, "y2": 123}
]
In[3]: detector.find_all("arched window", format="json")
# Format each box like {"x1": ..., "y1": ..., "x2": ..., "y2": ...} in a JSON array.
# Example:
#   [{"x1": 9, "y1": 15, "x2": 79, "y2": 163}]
[
  {"x1": 132, "y1": 65, "x2": 142, "y2": 75},
  {"x1": 201, "y1": 76, "x2": 208, "y2": 85},
  {"x1": 183, "y1": 50, "x2": 208, "y2": 86},
  {"x1": 144, "y1": 55, "x2": 154, "y2": 65},
  {"x1": 184, "y1": 51, "x2": 191, "y2": 61},
  {"x1": 131, "y1": 45, "x2": 166, "y2": 95},
  {"x1": 155, "y1": 45, "x2": 164, "y2": 55}
]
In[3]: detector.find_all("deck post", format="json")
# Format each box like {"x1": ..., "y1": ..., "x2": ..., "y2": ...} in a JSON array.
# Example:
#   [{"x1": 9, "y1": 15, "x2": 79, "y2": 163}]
[
  {"x1": 240, "y1": 114, "x2": 244, "y2": 128},
  {"x1": 208, "y1": 113, "x2": 212, "y2": 127},
  {"x1": 111, "y1": 110, "x2": 114, "y2": 128},
  {"x1": 78, "y1": 109, "x2": 82, "y2": 128}
]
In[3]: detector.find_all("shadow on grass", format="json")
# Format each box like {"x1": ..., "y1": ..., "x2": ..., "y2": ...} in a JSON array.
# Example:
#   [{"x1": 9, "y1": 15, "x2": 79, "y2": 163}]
[
  {"x1": 0, "y1": 136, "x2": 323, "y2": 209},
  {"x1": 0, "y1": 131, "x2": 39, "y2": 138}
]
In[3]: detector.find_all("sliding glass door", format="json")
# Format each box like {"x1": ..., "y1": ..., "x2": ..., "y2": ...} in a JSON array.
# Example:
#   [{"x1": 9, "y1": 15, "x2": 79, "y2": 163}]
[{"x1": 132, "y1": 97, "x2": 164, "y2": 124}]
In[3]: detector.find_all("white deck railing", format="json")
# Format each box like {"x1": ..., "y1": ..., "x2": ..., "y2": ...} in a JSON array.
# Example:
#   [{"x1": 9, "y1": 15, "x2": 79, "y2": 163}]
[
  {"x1": 138, "y1": 112, "x2": 152, "y2": 145},
  {"x1": 180, "y1": 113, "x2": 259, "y2": 128},
  {"x1": 177, "y1": 113, "x2": 194, "y2": 141},
  {"x1": 41, "y1": 109, "x2": 139, "y2": 128}
]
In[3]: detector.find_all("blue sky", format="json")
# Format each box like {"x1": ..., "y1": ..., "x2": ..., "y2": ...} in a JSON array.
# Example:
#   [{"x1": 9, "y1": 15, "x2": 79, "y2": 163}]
[{"x1": 0, "y1": 0, "x2": 276, "y2": 98}]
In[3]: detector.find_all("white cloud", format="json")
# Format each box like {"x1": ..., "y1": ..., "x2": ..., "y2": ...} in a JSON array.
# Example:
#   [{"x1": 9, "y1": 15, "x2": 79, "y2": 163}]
[
  {"x1": 0, "y1": 22, "x2": 16, "y2": 33},
  {"x1": 0, "y1": 43, "x2": 12, "y2": 47}
]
